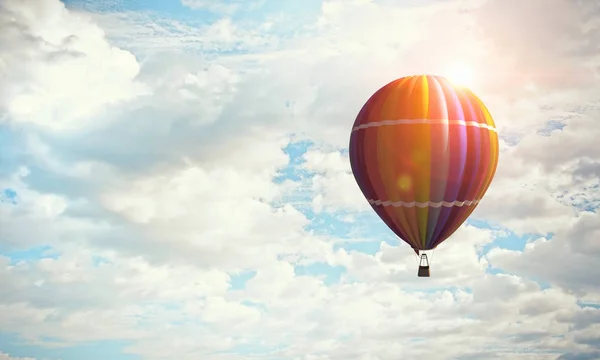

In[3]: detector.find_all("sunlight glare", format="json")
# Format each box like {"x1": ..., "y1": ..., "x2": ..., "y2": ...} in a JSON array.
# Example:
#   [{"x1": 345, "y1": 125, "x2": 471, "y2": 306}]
[{"x1": 446, "y1": 64, "x2": 476, "y2": 88}]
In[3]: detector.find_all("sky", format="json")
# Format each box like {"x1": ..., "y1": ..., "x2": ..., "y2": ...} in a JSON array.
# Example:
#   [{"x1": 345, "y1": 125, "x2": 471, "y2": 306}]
[{"x1": 0, "y1": 0, "x2": 599, "y2": 359}]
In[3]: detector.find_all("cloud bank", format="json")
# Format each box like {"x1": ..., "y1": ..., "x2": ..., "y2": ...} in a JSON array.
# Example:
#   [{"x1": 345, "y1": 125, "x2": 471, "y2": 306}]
[{"x1": 0, "y1": 0, "x2": 599, "y2": 359}]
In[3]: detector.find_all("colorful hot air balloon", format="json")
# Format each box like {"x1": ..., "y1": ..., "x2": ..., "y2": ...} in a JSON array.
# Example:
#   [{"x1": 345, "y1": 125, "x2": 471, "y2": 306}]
[{"x1": 348, "y1": 75, "x2": 499, "y2": 277}]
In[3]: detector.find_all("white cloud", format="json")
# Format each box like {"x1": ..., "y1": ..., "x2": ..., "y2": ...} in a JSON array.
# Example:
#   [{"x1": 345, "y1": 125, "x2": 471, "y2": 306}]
[
  {"x1": 301, "y1": 149, "x2": 368, "y2": 212},
  {"x1": 0, "y1": 0, "x2": 148, "y2": 131},
  {"x1": 473, "y1": 0, "x2": 598, "y2": 91},
  {"x1": 487, "y1": 210, "x2": 600, "y2": 301},
  {"x1": 335, "y1": 225, "x2": 496, "y2": 287},
  {"x1": 1, "y1": 0, "x2": 600, "y2": 358}
]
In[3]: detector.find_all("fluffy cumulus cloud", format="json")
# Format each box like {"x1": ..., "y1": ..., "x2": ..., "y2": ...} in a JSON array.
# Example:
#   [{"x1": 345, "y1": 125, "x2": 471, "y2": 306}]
[{"x1": 0, "y1": 0, "x2": 599, "y2": 359}]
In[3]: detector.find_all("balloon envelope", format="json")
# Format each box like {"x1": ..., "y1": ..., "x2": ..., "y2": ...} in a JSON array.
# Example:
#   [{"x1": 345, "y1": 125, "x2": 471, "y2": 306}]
[{"x1": 349, "y1": 75, "x2": 499, "y2": 253}]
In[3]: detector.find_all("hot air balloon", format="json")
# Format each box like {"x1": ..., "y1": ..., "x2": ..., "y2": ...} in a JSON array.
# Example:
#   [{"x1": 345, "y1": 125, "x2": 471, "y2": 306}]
[{"x1": 348, "y1": 75, "x2": 499, "y2": 277}]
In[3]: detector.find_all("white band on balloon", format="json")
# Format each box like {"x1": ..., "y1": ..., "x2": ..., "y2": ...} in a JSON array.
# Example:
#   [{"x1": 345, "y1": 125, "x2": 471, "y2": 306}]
[
  {"x1": 368, "y1": 199, "x2": 480, "y2": 208},
  {"x1": 352, "y1": 119, "x2": 497, "y2": 132}
]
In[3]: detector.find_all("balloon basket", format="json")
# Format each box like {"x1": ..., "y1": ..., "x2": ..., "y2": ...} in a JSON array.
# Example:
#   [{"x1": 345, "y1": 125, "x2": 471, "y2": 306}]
[{"x1": 417, "y1": 254, "x2": 430, "y2": 277}]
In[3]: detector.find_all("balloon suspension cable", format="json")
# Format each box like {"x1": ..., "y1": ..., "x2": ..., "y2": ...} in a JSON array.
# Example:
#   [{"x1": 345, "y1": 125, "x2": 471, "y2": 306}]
[
  {"x1": 413, "y1": 251, "x2": 420, "y2": 265},
  {"x1": 429, "y1": 247, "x2": 436, "y2": 266}
]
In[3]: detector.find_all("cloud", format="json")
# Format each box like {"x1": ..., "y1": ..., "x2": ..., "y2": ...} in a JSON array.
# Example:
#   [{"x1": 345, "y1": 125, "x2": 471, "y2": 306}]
[
  {"x1": 0, "y1": 352, "x2": 36, "y2": 360},
  {"x1": 558, "y1": 352, "x2": 600, "y2": 360},
  {"x1": 487, "y1": 211, "x2": 600, "y2": 300},
  {"x1": 473, "y1": 0, "x2": 600, "y2": 91},
  {"x1": 1, "y1": 0, "x2": 599, "y2": 359},
  {"x1": 0, "y1": 0, "x2": 148, "y2": 132},
  {"x1": 301, "y1": 148, "x2": 368, "y2": 213},
  {"x1": 180, "y1": 0, "x2": 262, "y2": 13}
]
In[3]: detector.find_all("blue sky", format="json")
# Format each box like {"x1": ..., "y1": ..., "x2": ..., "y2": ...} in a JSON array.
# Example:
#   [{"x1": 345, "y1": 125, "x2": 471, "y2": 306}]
[{"x1": 1, "y1": 0, "x2": 599, "y2": 359}]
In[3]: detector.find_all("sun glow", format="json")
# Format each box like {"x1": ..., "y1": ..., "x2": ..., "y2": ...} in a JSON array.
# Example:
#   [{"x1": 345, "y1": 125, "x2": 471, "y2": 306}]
[{"x1": 446, "y1": 64, "x2": 476, "y2": 88}]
